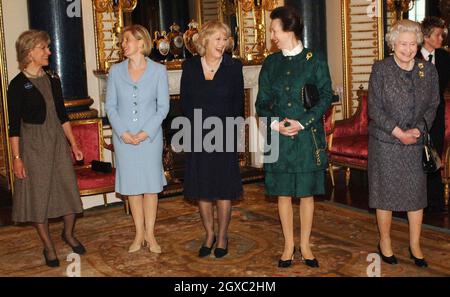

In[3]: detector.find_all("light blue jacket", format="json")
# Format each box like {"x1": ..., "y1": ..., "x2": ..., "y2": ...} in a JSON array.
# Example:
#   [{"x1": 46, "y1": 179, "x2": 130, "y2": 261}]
[
  {"x1": 105, "y1": 57, "x2": 170, "y2": 195},
  {"x1": 105, "y1": 57, "x2": 170, "y2": 142}
]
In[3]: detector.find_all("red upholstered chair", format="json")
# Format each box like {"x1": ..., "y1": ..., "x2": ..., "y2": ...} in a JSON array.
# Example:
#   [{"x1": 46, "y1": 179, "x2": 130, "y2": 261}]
[
  {"x1": 328, "y1": 90, "x2": 369, "y2": 186},
  {"x1": 70, "y1": 119, "x2": 123, "y2": 211},
  {"x1": 441, "y1": 94, "x2": 450, "y2": 206}
]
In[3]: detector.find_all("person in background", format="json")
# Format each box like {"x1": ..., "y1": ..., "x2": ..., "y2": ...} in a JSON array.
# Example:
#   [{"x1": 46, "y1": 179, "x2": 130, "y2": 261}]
[{"x1": 416, "y1": 16, "x2": 450, "y2": 214}]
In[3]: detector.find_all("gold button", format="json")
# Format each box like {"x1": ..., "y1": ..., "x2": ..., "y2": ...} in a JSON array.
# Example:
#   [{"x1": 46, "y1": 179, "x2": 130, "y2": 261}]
[
  {"x1": 286, "y1": 71, "x2": 291, "y2": 75},
  {"x1": 288, "y1": 102, "x2": 292, "y2": 107},
  {"x1": 288, "y1": 57, "x2": 292, "y2": 61},
  {"x1": 285, "y1": 86, "x2": 290, "y2": 91},
  {"x1": 291, "y1": 136, "x2": 294, "y2": 139},
  {"x1": 303, "y1": 109, "x2": 307, "y2": 112}
]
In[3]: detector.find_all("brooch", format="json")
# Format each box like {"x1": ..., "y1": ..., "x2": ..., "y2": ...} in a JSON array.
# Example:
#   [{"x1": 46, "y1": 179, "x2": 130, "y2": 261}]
[
  {"x1": 306, "y1": 52, "x2": 313, "y2": 61},
  {"x1": 418, "y1": 63, "x2": 424, "y2": 79},
  {"x1": 24, "y1": 82, "x2": 33, "y2": 90}
]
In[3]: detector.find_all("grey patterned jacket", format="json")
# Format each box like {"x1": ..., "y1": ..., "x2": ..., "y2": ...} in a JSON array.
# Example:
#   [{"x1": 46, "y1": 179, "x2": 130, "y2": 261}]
[{"x1": 368, "y1": 56, "x2": 440, "y2": 145}]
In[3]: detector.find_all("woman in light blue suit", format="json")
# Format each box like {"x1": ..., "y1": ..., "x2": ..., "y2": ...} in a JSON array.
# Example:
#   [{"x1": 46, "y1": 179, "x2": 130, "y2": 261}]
[{"x1": 105, "y1": 25, "x2": 169, "y2": 254}]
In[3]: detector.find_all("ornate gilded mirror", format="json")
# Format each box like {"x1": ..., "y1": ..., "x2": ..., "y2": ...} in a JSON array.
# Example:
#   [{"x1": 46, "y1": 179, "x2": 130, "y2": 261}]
[{"x1": 92, "y1": 0, "x2": 280, "y2": 72}]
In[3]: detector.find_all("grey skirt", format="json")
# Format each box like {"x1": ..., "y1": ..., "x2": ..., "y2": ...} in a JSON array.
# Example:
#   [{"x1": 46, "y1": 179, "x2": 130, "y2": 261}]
[{"x1": 368, "y1": 136, "x2": 427, "y2": 211}]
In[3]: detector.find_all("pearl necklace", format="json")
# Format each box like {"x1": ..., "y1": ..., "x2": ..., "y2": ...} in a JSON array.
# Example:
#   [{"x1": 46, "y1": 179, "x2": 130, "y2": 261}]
[{"x1": 201, "y1": 57, "x2": 222, "y2": 73}]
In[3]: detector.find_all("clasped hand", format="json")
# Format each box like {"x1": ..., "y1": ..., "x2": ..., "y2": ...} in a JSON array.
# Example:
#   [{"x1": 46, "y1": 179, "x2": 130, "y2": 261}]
[
  {"x1": 121, "y1": 131, "x2": 149, "y2": 145},
  {"x1": 393, "y1": 127, "x2": 421, "y2": 145},
  {"x1": 277, "y1": 118, "x2": 302, "y2": 137}
]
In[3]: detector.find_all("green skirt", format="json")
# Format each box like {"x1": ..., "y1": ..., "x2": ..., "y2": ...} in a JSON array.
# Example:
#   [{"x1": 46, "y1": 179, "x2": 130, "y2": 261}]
[{"x1": 264, "y1": 171, "x2": 325, "y2": 198}]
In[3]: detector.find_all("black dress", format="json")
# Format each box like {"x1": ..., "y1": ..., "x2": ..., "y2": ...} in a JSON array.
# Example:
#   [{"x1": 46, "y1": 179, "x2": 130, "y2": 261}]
[{"x1": 180, "y1": 54, "x2": 244, "y2": 200}]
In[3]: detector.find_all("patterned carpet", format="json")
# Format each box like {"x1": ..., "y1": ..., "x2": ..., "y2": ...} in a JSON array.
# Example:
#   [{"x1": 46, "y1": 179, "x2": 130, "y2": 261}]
[{"x1": 0, "y1": 183, "x2": 449, "y2": 277}]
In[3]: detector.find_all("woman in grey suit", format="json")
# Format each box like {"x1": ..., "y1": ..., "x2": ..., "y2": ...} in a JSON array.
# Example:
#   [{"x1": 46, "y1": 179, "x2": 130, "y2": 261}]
[
  {"x1": 368, "y1": 20, "x2": 440, "y2": 267},
  {"x1": 105, "y1": 25, "x2": 169, "y2": 254}
]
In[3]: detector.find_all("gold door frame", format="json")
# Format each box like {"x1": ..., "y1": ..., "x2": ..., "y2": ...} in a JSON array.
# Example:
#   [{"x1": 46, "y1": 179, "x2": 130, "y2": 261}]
[
  {"x1": 341, "y1": 0, "x2": 385, "y2": 118},
  {"x1": 0, "y1": 1, "x2": 13, "y2": 191}
]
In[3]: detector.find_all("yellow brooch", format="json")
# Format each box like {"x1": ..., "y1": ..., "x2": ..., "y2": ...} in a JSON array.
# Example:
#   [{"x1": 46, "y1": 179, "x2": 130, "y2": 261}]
[
  {"x1": 306, "y1": 52, "x2": 313, "y2": 61},
  {"x1": 418, "y1": 63, "x2": 424, "y2": 79}
]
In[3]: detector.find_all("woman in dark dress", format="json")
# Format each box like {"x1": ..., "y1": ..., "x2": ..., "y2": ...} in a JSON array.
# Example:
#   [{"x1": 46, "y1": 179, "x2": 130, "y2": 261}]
[
  {"x1": 180, "y1": 20, "x2": 244, "y2": 258},
  {"x1": 7, "y1": 30, "x2": 85, "y2": 268}
]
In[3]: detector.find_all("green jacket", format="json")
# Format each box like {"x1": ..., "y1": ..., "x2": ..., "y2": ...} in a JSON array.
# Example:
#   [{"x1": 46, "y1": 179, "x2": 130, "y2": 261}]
[{"x1": 255, "y1": 49, "x2": 333, "y2": 173}]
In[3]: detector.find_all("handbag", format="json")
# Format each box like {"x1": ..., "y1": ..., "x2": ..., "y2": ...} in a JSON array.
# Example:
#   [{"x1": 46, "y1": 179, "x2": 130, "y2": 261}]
[
  {"x1": 422, "y1": 119, "x2": 442, "y2": 173},
  {"x1": 301, "y1": 84, "x2": 320, "y2": 110},
  {"x1": 91, "y1": 160, "x2": 112, "y2": 173},
  {"x1": 301, "y1": 84, "x2": 325, "y2": 166}
]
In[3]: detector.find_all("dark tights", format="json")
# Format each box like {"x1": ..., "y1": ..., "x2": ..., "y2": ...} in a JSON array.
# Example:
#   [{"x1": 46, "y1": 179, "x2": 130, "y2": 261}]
[
  {"x1": 198, "y1": 200, "x2": 231, "y2": 249},
  {"x1": 35, "y1": 213, "x2": 79, "y2": 260}
]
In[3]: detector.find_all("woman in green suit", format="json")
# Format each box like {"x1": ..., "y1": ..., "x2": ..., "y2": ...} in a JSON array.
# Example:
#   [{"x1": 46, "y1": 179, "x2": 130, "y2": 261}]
[{"x1": 255, "y1": 6, "x2": 332, "y2": 268}]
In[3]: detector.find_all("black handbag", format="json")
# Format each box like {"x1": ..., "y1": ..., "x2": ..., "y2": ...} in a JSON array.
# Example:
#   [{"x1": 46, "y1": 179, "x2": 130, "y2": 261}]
[
  {"x1": 422, "y1": 119, "x2": 441, "y2": 173},
  {"x1": 301, "y1": 84, "x2": 325, "y2": 166},
  {"x1": 301, "y1": 84, "x2": 320, "y2": 110},
  {"x1": 91, "y1": 160, "x2": 113, "y2": 173}
]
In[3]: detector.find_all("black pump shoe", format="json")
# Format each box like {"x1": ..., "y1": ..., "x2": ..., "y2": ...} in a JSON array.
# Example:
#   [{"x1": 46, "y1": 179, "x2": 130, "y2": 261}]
[
  {"x1": 198, "y1": 236, "x2": 216, "y2": 258},
  {"x1": 214, "y1": 240, "x2": 228, "y2": 258},
  {"x1": 301, "y1": 256, "x2": 319, "y2": 268},
  {"x1": 43, "y1": 249, "x2": 59, "y2": 268},
  {"x1": 61, "y1": 231, "x2": 86, "y2": 255},
  {"x1": 278, "y1": 247, "x2": 295, "y2": 268},
  {"x1": 377, "y1": 243, "x2": 397, "y2": 265},
  {"x1": 299, "y1": 249, "x2": 319, "y2": 268},
  {"x1": 409, "y1": 247, "x2": 428, "y2": 268}
]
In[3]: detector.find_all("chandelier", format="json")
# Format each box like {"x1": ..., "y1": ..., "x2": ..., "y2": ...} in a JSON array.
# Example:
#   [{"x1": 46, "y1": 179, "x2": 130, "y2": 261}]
[{"x1": 386, "y1": 0, "x2": 417, "y2": 20}]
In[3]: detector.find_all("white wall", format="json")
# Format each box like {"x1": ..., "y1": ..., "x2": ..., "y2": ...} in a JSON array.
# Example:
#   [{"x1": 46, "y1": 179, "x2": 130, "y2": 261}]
[
  {"x1": 3, "y1": 0, "x2": 28, "y2": 82},
  {"x1": 326, "y1": 0, "x2": 344, "y2": 93}
]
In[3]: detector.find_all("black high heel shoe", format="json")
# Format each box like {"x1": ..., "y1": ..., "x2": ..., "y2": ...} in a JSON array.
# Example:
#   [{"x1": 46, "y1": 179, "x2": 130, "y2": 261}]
[
  {"x1": 377, "y1": 243, "x2": 397, "y2": 265},
  {"x1": 198, "y1": 236, "x2": 216, "y2": 258},
  {"x1": 409, "y1": 247, "x2": 428, "y2": 268},
  {"x1": 62, "y1": 231, "x2": 86, "y2": 255},
  {"x1": 43, "y1": 249, "x2": 59, "y2": 268},
  {"x1": 278, "y1": 247, "x2": 295, "y2": 268},
  {"x1": 299, "y1": 248, "x2": 319, "y2": 268},
  {"x1": 214, "y1": 240, "x2": 228, "y2": 258}
]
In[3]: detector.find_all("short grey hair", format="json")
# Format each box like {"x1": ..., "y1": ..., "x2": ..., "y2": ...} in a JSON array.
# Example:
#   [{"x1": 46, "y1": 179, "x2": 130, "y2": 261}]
[{"x1": 385, "y1": 19, "x2": 423, "y2": 50}]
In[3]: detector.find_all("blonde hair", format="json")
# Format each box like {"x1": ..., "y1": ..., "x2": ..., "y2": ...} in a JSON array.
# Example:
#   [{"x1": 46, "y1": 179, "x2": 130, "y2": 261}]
[
  {"x1": 122, "y1": 25, "x2": 152, "y2": 56},
  {"x1": 15, "y1": 30, "x2": 50, "y2": 71},
  {"x1": 386, "y1": 19, "x2": 423, "y2": 50},
  {"x1": 195, "y1": 20, "x2": 234, "y2": 57}
]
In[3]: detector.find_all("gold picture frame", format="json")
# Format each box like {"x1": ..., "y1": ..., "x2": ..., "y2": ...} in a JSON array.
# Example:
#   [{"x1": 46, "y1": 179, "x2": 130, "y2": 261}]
[{"x1": 0, "y1": 0, "x2": 13, "y2": 192}]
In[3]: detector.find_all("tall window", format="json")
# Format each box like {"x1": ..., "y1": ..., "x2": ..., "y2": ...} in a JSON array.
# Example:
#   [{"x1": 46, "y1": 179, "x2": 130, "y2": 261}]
[{"x1": 408, "y1": 0, "x2": 426, "y2": 22}]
